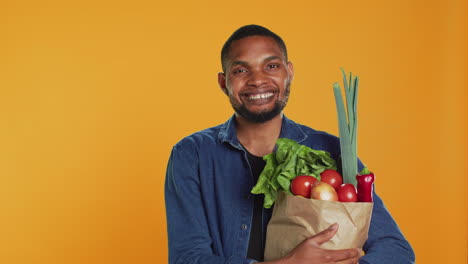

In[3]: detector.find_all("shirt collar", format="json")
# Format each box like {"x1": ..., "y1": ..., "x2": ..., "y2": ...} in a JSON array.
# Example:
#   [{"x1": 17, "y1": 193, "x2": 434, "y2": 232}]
[{"x1": 217, "y1": 114, "x2": 308, "y2": 149}]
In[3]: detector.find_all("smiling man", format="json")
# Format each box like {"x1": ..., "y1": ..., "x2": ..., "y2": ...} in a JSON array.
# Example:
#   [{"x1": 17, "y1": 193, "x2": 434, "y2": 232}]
[{"x1": 165, "y1": 25, "x2": 415, "y2": 264}]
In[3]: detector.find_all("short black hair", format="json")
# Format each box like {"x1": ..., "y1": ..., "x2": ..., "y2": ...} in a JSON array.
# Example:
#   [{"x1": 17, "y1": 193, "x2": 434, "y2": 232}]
[{"x1": 221, "y1": 24, "x2": 288, "y2": 73}]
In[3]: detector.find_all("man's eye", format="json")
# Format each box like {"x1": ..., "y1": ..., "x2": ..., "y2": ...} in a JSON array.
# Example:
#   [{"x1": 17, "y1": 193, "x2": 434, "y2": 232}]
[
  {"x1": 267, "y1": 64, "x2": 280, "y2": 69},
  {"x1": 233, "y1": 69, "x2": 247, "y2": 74}
]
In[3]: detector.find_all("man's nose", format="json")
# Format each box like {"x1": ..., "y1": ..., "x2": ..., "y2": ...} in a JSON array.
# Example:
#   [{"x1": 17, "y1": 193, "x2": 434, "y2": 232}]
[{"x1": 247, "y1": 70, "x2": 268, "y2": 87}]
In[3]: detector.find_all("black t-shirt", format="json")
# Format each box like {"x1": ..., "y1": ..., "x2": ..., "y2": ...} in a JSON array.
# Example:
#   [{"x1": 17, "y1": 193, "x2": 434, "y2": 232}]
[{"x1": 244, "y1": 149, "x2": 267, "y2": 261}]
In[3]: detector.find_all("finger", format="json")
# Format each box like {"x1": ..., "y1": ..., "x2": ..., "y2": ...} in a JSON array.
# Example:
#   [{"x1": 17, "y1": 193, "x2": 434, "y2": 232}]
[
  {"x1": 323, "y1": 248, "x2": 360, "y2": 262},
  {"x1": 309, "y1": 223, "x2": 339, "y2": 246}
]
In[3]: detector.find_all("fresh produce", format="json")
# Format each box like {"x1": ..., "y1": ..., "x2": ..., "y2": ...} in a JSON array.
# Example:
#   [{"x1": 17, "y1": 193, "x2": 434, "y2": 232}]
[
  {"x1": 290, "y1": 175, "x2": 318, "y2": 198},
  {"x1": 320, "y1": 169, "x2": 343, "y2": 190},
  {"x1": 356, "y1": 167, "x2": 374, "y2": 202},
  {"x1": 337, "y1": 184, "x2": 358, "y2": 202},
  {"x1": 251, "y1": 138, "x2": 337, "y2": 208},
  {"x1": 251, "y1": 138, "x2": 375, "y2": 206},
  {"x1": 310, "y1": 181, "x2": 338, "y2": 201}
]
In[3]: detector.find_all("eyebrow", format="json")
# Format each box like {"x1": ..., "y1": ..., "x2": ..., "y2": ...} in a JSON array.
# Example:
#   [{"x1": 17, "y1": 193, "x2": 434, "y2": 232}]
[
  {"x1": 230, "y1": 56, "x2": 283, "y2": 68},
  {"x1": 231, "y1": 60, "x2": 249, "y2": 67},
  {"x1": 263, "y1": 55, "x2": 282, "y2": 62}
]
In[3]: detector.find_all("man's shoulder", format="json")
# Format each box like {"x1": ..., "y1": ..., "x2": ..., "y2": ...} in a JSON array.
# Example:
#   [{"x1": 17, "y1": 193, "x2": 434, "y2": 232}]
[
  {"x1": 288, "y1": 118, "x2": 339, "y2": 141},
  {"x1": 285, "y1": 118, "x2": 340, "y2": 154},
  {"x1": 172, "y1": 123, "x2": 224, "y2": 152}
]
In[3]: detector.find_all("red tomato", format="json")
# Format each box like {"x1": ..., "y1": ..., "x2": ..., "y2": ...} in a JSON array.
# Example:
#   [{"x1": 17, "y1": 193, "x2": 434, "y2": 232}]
[
  {"x1": 320, "y1": 169, "x2": 343, "y2": 190},
  {"x1": 337, "y1": 184, "x2": 358, "y2": 202},
  {"x1": 290, "y1": 175, "x2": 318, "y2": 198}
]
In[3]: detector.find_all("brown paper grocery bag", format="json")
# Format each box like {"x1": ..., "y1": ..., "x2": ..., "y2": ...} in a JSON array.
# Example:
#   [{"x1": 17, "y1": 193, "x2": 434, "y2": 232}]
[{"x1": 264, "y1": 192, "x2": 373, "y2": 261}]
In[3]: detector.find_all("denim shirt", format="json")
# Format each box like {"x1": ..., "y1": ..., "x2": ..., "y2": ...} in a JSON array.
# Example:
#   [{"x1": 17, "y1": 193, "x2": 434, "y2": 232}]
[{"x1": 165, "y1": 115, "x2": 415, "y2": 264}]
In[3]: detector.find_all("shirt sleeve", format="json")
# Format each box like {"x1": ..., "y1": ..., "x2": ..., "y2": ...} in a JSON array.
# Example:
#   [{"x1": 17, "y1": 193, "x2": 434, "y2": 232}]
[
  {"x1": 359, "y1": 189, "x2": 415, "y2": 263},
  {"x1": 356, "y1": 160, "x2": 415, "y2": 263},
  {"x1": 165, "y1": 144, "x2": 257, "y2": 264}
]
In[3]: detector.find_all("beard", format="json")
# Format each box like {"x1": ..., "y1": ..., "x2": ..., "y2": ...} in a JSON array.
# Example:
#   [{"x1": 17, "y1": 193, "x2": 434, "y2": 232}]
[{"x1": 229, "y1": 82, "x2": 291, "y2": 123}]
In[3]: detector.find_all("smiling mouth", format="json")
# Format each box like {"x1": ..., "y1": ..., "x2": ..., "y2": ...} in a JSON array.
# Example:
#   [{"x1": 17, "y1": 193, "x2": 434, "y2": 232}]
[{"x1": 246, "y1": 92, "x2": 274, "y2": 101}]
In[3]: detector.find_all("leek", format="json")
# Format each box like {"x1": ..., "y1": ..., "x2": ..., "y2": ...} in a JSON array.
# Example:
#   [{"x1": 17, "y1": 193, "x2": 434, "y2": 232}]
[{"x1": 333, "y1": 69, "x2": 359, "y2": 185}]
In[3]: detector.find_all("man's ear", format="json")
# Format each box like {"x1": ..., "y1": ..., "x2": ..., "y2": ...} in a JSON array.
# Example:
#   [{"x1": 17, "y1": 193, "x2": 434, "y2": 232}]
[
  {"x1": 287, "y1": 61, "x2": 294, "y2": 81},
  {"x1": 218, "y1": 72, "x2": 228, "y2": 95}
]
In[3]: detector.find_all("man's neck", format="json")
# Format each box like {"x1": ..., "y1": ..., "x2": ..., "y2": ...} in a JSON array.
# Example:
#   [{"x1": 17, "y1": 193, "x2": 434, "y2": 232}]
[{"x1": 235, "y1": 113, "x2": 283, "y2": 157}]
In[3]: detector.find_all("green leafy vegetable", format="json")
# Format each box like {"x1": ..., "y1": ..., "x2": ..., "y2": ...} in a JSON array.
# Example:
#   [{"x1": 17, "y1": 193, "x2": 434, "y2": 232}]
[{"x1": 251, "y1": 138, "x2": 337, "y2": 208}]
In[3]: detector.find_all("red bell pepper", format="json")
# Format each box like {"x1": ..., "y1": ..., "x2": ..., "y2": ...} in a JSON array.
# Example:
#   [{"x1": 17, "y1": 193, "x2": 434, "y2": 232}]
[{"x1": 356, "y1": 172, "x2": 374, "y2": 202}]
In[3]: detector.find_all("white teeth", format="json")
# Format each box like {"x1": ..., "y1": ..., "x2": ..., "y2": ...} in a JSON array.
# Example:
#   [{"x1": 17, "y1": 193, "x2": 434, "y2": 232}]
[{"x1": 248, "y1": 92, "x2": 274, "y2": 100}]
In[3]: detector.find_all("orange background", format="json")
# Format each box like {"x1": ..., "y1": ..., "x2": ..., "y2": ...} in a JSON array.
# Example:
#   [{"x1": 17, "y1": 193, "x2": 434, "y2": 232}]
[{"x1": 1, "y1": 0, "x2": 466, "y2": 263}]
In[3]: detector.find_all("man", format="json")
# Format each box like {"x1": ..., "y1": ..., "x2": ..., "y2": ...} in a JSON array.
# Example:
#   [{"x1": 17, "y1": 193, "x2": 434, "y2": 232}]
[{"x1": 165, "y1": 25, "x2": 415, "y2": 264}]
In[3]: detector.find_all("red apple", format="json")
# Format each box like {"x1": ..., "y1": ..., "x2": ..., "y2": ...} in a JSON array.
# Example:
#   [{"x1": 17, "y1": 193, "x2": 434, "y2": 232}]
[
  {"x1": 337, "y1": 184, "x2": 358, "y2": 202},
  {"x1": 320, "y1": 169, "x2": 343, "y2": 190},
  {"x1": 310, "y1": 181, "x2": 338, "y2": 201},
  {"x1": 291, "y1": 175, "x2": 318, "y2": 198}
]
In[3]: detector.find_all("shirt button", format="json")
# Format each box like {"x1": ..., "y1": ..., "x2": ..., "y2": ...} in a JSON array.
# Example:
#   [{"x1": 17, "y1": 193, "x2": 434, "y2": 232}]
[{"x1": 241, "y1": 224, "x2": 248, "y2": 230}]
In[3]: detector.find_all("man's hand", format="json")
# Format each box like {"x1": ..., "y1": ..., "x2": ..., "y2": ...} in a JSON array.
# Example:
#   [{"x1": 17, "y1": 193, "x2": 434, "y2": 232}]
[{"x1": 262, "y1": 223, "x2": 361, "y2": 264}]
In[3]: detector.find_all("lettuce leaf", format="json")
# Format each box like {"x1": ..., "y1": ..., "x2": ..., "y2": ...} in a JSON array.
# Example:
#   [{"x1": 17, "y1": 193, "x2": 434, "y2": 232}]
[{"x1": 251, "y1": 138, "x2": 337, "y2": 208}]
